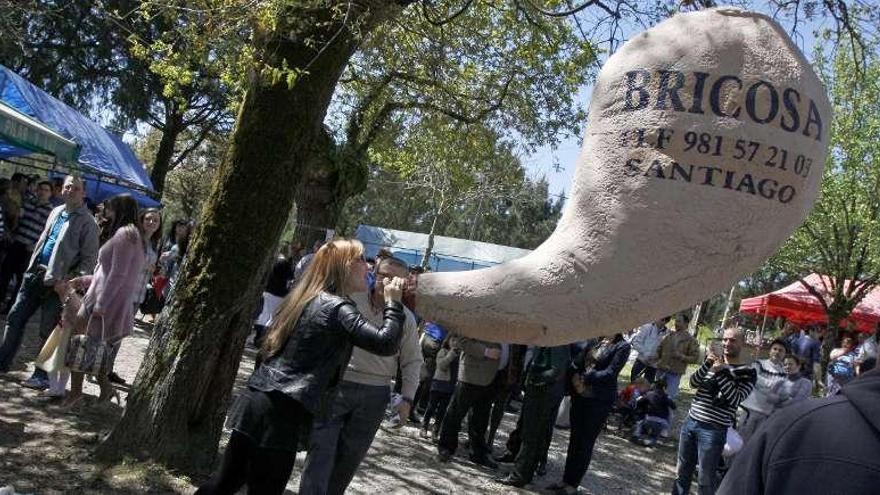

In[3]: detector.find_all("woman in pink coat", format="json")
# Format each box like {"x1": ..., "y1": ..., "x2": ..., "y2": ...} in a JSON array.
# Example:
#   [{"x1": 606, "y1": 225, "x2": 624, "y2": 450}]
[{"x1": 62, "y1": 194, "x2": 145, "y2": 408}]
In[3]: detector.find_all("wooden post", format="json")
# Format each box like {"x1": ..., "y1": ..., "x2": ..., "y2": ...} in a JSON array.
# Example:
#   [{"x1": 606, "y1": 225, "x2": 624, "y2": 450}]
[
  {"x1": 719, "y1": 284, "x2": 736, "y2": 328},
  {"x1": 758, "y1": 306, "x2": 769, "y2": 345},
  {"x1": 689, "y1": 302, "x2": 702, "y2": 337}
]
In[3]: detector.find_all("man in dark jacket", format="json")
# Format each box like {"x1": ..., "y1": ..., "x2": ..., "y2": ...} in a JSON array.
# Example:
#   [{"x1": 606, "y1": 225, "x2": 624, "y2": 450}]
[
  {"x1": 437, "y1": 336, "x2": 507, "y2": 468},
  {"x1": 496, "y1": 344, "x2": 570, "y2": 487},
  {"x1": 718, "y1": 368, "x2": 880, "y2": 495},
  {"x1": 548, "y1": 335, "x2": 631, "y2": 495},
  {"x1": 0, "y1": 176, "x2": 99, "y2": 390}
]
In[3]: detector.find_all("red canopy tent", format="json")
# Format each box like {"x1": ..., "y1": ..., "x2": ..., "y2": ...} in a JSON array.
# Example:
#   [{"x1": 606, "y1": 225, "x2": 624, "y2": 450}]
[{"x1": 739, "y1": 274, "x2": 880, "y2": 333}]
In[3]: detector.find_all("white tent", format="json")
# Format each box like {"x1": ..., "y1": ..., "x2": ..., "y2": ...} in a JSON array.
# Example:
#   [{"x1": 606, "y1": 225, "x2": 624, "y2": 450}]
[{"x1": 355, "y1": 224, "x2": 531, "y2": 272}]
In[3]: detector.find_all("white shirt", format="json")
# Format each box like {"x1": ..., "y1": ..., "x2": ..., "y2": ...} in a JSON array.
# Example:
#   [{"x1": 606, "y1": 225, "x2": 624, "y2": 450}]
[
  {"x1": 497, "y1": 343, "x2": 510, "y2": 371},
  {"x1": 856, "y1": 335, "x2": 878, "y2": 365}
]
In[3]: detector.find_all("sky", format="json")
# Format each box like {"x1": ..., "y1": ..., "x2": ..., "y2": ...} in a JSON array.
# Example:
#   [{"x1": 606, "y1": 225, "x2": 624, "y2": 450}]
[
  {"x1": 524, "y1": 6, "x2": 827, "y2": 200},
  {"x1": 522, "y1": 87, "x2": 591, "y2": 200}
]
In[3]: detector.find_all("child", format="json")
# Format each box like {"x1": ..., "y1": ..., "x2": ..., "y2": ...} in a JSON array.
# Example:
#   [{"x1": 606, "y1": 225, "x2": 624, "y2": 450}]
[
  {"x1": 614, "y1": 377, "x2": 650, "y2": 428},
  {"x1": 632, "y1": 379, "x2": 676, "y2": 446},
  {"x1": 420, "y1": 338, "x2": 459, "y2": 439},
  {"x1": 34, "y1": 287, "x2": 82, "y2": 398},
  {"x1": 773, "y1": 355, "x2": 812, "y2": 410}
]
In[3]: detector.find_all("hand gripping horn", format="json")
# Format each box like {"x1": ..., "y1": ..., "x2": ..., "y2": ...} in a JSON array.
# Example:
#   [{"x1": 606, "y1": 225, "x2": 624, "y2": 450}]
[{"x1": 413, "y1": 8, "x2": 832, "y2": 344}]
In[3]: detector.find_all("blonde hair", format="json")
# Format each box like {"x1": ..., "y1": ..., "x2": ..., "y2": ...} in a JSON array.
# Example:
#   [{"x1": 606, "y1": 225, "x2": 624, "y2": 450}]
[{"x1": 261, "y1": 238, "x2": 365, "y2": 358}]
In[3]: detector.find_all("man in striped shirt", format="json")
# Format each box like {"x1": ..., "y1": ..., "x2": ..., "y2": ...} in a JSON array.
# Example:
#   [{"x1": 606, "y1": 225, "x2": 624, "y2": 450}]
[
  {"x1": 0, "y1": 181, "x2": 53, "y2": 312},
  {"x1": 672, "y1": 327, "x2": 756, "y2": 495}
]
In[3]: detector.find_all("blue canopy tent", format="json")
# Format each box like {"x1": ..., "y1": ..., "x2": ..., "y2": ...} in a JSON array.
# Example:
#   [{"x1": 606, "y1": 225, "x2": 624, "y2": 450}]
[
  {"x1": 0, "y1": 101, "x2": 80, "y2": 163},
  {"x1": 0, "y1": 65, "x2": 159, "y2": 207},
  {"x1": 355, "y1": 224, "x2": 531, "y2": 272}
]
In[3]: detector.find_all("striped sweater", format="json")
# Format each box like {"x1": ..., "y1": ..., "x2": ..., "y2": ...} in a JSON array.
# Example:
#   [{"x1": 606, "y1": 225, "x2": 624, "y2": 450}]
[
  {"x1": 688, "y1": 360, "x2": 757, "y2": 427},
  {"x1": 14, "y1": 198, "x2": 52, "y2": 250},
  {"x1": 740, "y1": 359, "x2": 787, "y2": 415}
]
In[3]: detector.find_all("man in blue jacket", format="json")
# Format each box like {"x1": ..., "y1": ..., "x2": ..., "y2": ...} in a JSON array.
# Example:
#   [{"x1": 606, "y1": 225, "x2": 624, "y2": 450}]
[{"x1": 0, "y1": 176, "x2": 99, "y2": 390}]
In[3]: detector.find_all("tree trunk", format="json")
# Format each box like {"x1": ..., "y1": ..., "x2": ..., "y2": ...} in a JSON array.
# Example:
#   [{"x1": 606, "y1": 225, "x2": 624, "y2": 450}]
[
  {"x1": 149, "y1": 106, "x2": 184, "y2": 198},
  {"x1": 293, "y1": 176, "x2": 340, "y2": 247},
  {"x1": 421, "y1": 208, "x2": 442, "y2": 269},
  {"x1": 292, "y1": 131, "x2": 369, "y2": 247},
  {"x1": 96, "y1": 1, "x2": 407, "y2": 474},
  {"x1": 820, "y1": 304, "x2": 852, "y2": 386}
]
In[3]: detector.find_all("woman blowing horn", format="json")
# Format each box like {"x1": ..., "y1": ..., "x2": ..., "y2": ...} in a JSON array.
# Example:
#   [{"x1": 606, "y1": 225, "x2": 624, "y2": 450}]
[{"x1": 197, "y1": 239, "x2": 407, "y2": 495}]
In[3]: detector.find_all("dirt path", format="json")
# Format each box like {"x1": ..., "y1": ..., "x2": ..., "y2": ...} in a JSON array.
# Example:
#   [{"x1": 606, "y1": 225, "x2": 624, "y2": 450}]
[{"x1": 0, "y1": 315, "x2": 684, "y2": 494}]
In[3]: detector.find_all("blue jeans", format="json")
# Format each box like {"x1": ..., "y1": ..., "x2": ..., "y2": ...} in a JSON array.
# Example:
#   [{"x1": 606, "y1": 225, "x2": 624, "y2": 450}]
[
  {"x1": 0, "y1": 269, "x2": 62, "y2": 372},
  {"x1": 298, "y1": 381, "x2": 390, "y2": 495},
  {"x1": 672, "y1": 416, "x2": 727, "y2": 495}
]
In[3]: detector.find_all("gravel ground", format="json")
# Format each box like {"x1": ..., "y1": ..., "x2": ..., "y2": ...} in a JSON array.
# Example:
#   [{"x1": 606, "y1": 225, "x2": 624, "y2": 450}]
[{"x1": 0, "y1": 314, "x2": 686, "y2": 494}]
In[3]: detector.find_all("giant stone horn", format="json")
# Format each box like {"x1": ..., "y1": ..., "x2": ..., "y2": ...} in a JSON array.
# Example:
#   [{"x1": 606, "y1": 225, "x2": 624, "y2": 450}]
[{"x1": 413, "y1": 8, "x2": 832, "y2": 344}]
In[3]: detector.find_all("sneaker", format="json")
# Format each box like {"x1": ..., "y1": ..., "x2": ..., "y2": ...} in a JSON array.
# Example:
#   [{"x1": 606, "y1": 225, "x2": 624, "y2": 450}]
[
  {"x1": 21, "y1": 376, "x2": 50, "y2": 391},
  {"x1": 107, "y1": 372, "x2": 126, "y2": 385},
  {"x1": 387, "y1": 416, "x2": 403, "y2": 429},
  {"x1": 493, "y1": 451, "x2": 517, "y2": 463},
  {"x1": 43, "y1": 388, "x2": 66, "y2": 398},
  {"x1": 469, "y1": 454, "x2": 498, "y2": 469},
  {"x1": 495, "y1": 473, "x2": 527, "y2": 488},
  {"x1": 547, "y1": 482, "x2": 578, "y2": 495}
]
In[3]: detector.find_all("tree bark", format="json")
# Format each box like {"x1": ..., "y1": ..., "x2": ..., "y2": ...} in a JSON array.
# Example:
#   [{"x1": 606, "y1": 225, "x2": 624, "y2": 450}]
[
  {"x1": 149, "y1": 105, "x2": 184, "y2": 198},
  {"x1": 96, "y1": 1, "x2": 408, "y2": 474},
  {"x1": 820, "y1": 311, "x2": 843, "y2": 386},
  {"x1": 293, "y1": 173, "x2": 340, "y2": 247},
  {"x1": 421, "y1": 206, "x2": 443, "y2": 269},
  {"x1": 292, "y1": 129, "x2": 369, "y2": 247}
]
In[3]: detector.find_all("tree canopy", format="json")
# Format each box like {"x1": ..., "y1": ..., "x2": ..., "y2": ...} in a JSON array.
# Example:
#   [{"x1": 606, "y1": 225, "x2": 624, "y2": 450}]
[
  {"x1": 769, "y1": 40, "x2": 880, "y2": 332},
  {"x1": 3, "y1": 0, "x2": 879, "y2": 476}
]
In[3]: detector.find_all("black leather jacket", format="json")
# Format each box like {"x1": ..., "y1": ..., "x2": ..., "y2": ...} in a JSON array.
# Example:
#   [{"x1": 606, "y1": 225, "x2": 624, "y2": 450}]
[
  {"x1": 569, "y1": 338, "x2": 631, "y2": 403},
  {"x1": 248, "y1": 291, "x2": 405, "y2": 416}
]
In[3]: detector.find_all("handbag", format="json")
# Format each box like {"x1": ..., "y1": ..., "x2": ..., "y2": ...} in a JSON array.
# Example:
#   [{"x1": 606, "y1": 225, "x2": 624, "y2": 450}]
[
  {"x1": 555, "y1": 395, "x2": 572, "y2": 428},
  {"x1": 36, "y1": 290, "x2": 83, "y2": 373},
  {"x1": 36, "y1": 324, "x2": 71, "y2": 374},
  {"x1": 65, "y1": 315, "x2": 113, "y2": 376},
  {"x1": 139, "y1": 284, "x2": 166, "y2": 315},
  {"x1": 723, "y1": 426, "x2": 744, "y2": 457}
]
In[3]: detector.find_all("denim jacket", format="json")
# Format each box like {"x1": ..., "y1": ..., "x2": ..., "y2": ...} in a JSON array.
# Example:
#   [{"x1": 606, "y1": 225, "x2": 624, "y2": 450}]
[{"x1": 27, "y1": 204, "x2": 100, "y2": 285}]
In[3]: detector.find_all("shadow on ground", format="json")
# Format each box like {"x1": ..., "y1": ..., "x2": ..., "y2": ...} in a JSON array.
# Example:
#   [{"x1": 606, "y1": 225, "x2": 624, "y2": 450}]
[{"x1": 1, "y1": 314, "x2": 686, "y2": 494}]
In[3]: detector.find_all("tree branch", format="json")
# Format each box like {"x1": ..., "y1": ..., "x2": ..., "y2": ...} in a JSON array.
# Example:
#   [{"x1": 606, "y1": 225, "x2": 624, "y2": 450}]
[
  {"x1": 799, "y1": 277, "x2": 831, "y2": 313},
  {"x1": 519, "y1": 0, "x2": 618, "y2": 18},
  {"x1": 171, "y1": 123, "x2": 216, "y2": 167},
  {"x1": 345, "y1": 72, "x2": 396, "y2": 146},
  {"x1": 421, "y1": 0, "x2": 475, "y2": 27}
]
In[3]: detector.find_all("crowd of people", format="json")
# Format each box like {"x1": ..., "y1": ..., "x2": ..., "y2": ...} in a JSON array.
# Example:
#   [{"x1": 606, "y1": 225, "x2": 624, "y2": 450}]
[
  {"x1": 0, "y1": 173, "x2": 192, "y2": 404},
  {"x1": 216, "y1": 238, "x2": 879, "y2": 495},
  {"x1": 0, "y1": 171, "x2": 878, "y2": 495}
]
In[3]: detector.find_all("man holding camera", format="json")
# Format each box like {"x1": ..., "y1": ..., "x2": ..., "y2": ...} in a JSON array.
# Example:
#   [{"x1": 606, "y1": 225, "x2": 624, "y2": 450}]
[{"x1": 672, "y1": 327, "x2": 756, "y2": 495}]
